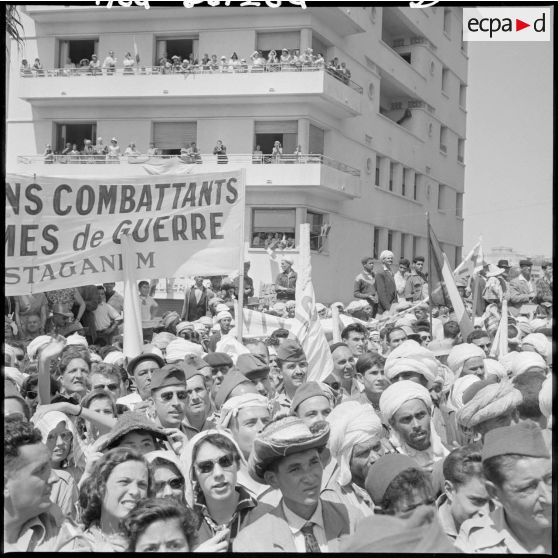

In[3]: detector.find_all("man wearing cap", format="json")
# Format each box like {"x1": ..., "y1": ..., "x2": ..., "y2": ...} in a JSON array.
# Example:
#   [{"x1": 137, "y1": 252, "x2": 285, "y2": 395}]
[
  {"x1": 404, "y1": 256, "x2": 427, "y2": 303},
  {"x1": 233, "y1": 417, "x2": 362, "y2": 552},
  {"x1": 149, "y1": 365, "x2": 189, "y2": 431},
  {"x1": 497, "y1": 259, "x2": 511, "y2": 280},
  {"x1": 455, "y1": 422, "x2": 552, "y2": 553},
  {"x1": 119, "y1": 353, "x2": 165, "y2": 411},
  {"x1": 275, "y1": 258, "x2": 297, "y2": 301},
  {"x1": 236, "y1": 353, "x2": 275, "y2": 399},
  {"x1": 274, "y1": 340, "x2": 309, "y2": 411},
  {"x1": 375, "y1": 251, "x2": 398, "y2": 316},
  {"x1": 181, "y1": 275, "x2": 215, "y2": 322},
  {"x1": 380, "y1": 381, "x2": 449, "y2": 473},
  {"x1": 290, "y1": 382, "x2": 333, "y2": 428},
  {"x1": 203, "y1": 352, "x2": 233, "y2": 401},
  {"x1": 353, "y1": 256, "x2": 378, "y2": 317},
  {"x1": 535, "y1": 260, "x2": 552, "y2": 304},
  {"x1": 508, "y1": 260, "x2": 536, "y2": 315}
]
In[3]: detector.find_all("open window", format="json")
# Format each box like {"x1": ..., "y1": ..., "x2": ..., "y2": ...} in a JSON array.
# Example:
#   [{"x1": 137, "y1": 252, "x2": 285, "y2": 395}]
[
  {"x1": 155, "y1": 36, "x2": 198, "y2": 63},
  {"x1": 58, "y1": 39, "x2": 98, "y2": 67},
  {"x1": 254, "y1": 121, "x2": 298, "y2": 156},
  {"x1": 251, "y1": 208, "x2": 296, "y2": 249},
  {"x1": 55, "y1": 122, "x2": 97, "y2": 153}
]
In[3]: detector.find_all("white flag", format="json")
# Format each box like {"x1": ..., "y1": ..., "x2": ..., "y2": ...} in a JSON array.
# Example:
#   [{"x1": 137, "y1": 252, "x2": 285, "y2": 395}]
[
  {"x1": 489, "y1": 300, "x2": 508, "y2": 360},
  {"x1": 121, "y1": 234, "x2": 143, "y2": 360},
  {"x1": 290, "y1": 224, "x2": 334, "y2": 382}
]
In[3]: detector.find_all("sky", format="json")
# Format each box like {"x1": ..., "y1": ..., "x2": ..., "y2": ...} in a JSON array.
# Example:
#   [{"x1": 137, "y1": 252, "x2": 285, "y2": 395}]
[{"x1": 463, "y1": 39, "x2": 553, "y2": 258}]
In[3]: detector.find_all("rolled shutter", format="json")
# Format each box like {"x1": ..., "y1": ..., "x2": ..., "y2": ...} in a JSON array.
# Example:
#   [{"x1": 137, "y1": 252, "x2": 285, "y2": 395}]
[
  {"x1": 153, "y1": 122, "x2": 197, "y2": 150},
  {"x1": 254, "y1": 121, "x2": 298, "y2": 134}
]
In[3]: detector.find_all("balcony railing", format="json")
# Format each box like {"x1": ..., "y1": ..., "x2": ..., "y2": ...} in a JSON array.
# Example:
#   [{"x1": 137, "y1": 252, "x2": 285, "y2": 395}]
[
  {"x1": 17, "y1": 153, "x2": 361, "y2": 177},
  {"x1": 20, "y1": 64, "x2": 364, "y2": 95}
]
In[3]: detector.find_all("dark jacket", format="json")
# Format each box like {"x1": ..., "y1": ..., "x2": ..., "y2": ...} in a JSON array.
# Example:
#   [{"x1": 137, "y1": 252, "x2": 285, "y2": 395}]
[{"x1": 375, "y1": 268, "x2": 397, "y2": 312}]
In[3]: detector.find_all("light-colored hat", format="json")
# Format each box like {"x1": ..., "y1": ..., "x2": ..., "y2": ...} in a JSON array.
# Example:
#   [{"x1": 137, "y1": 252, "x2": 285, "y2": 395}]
[
  {"x1": 486, "y1": 264, "x2": 505, "y2": 278},
  {"x1": 111, "y1": 137, "x2": 118, "y2": 142}
]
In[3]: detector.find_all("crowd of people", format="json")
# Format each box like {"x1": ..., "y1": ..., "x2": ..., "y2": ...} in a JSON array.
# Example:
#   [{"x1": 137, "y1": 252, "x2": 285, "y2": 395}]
[
  {"x1": 3, "y1": 251, "x2": 553, "y2": 552},
  {"x1": 20, "y1": 48, "x2": 353, "y2": 85}
]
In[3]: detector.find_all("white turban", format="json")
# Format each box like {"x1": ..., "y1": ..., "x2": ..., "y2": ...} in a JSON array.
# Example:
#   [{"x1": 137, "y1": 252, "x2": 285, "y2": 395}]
[
  {"x1": 165, "y1": 338, "x2": 203, "y2": 363},
  {"x1": 446, "y1": 343, "x2": 486, "y2": 376},
  {"x1": 65, "y1": 332, "x2": 88, "y2": 347},
  {"x1": 448, "y1": 375, "x2": 481, "y2": 412},
  {"x1": 175, "y1": 321, "x2": 194, "y2": 336},
  {"x1": 456, "y1": 382, "x2": 523, "y2": 428},
  {"x1": 26, "y1": 335, "x2": 53, "y2": 360},
  {"x1": 483, "y1": 358, "x2": 507, "y2": 382},
  {"x1": 215, "y1": 303, "x2": 230, "y2": 314},
  {"x1": 530, "y1": 318, "x2": 549, "y2": 332},
  {"x1": 89, "y1": 352, "x2": 102, "y2": 363},
  {"x1": 384, "y1": 340, "x2": 439, "y2": 387},
  {"x1": 152, "y1": 331, "x2": 177, "y2": 350},
  {"x1": 218, "y1": 393, "x2": 270, "y2": 429},
  {"x1": 379, "y1": 380, "x2": 433, "y2": 424},
  {"x1": 435, "y1": 363, "x2": 455, "y2": 394},
  {"x1": 193, "y1": 322, "x2": 206, "y2": 334},
  {"x1": 215, "y1": 335, "x2": 250, "y2": 364},
  {"x1": 510, "y1": 352, "x2": 547, "y2": 378},
  {"x1": 327, "y1": 401, "x2": 384, "y2": 487},
  {"x1": 515, "y1": 317, "x2": 532, "y2": 338},
  {"x1": 215, "y1": 311, "x2": 233, "y2": 323},
  {"x1": 499, "y1": 351, "x2": 519, "y2": 378},
  {"x1": 103, "y1": 350, "x2": 125, "y2": 366},
  {"x1": 380, "y1": 250, "x2": 394, "y2": 261},
  {"x1": 345, "y1": 300, "x2": 369, "y2": 314},
  {"x1": 539, "y1": 375, "x2": 552, "y2": 427},
  {"x1": 521, "y1": 333, "x2": 549, "y2": 359}
]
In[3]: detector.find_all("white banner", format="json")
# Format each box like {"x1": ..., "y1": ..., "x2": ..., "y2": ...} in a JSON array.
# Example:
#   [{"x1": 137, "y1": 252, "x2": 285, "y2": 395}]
[{"x1": 5, "y1": 170, "x2": 245, "y2": 295}]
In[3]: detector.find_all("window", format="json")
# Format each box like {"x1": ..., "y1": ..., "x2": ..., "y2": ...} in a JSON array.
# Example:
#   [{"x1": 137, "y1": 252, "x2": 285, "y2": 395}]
[
  {"x1": 311, "y1": 33, "x2": 329, "y2": 60},
  {"x1": 456, "y1": 193, "x2": 463, "y2": 218},
  {"x1": 153, "y1": 122, "x2": 197, "y2": 155},
  {"x1": 155, "y1": 36, "x2": 197, "y2": 64},
  {"x1": 400, "y1": 233, "x2": 406, "y2": 260},
  {"x1": 373, "y1": 227, "x2": 380, "y2": 258},
  {"x1": 255, "y1": 120, "x2": 298, "y2": 156},
  {"x1": 58, "y1": 38, "x2": 98, "y2": 67},
  {"x1": 443, "y1": 8, "x2": 452, "y2": 35},
  {"x1": 389, "y1": 161, "x2": 394, "y2": 191},
  {"x1": 387, "y1": 230, "x2": 393, "y2": 251},
  {"x1": 375, "y1": 157, "x2": 381, "y2": 186},
  {"x1": 413, "y1": 173, "x2": 419, "y2": 201},
  {"x1": 457, "y1": 138, "x2": 465, "y2": 163},
  {"x1": 256, "y1": 31, "x2": 300, "y2": 60},
  {"x1": 402, "y1": 169, "x2": 407, "y2": 197},
  {"x1": 251, "y1": 208, "x2": 296, "y2": 249},
  {"x1": 55, "y1": 122, "x2": 97, "y2": 153},
  {"x1": 459, "y1": 83, "x2": 467, "y2": 107},
  {"x1": 441, "y1": 67, "x2": 450, "y2": 94},
  {"x1": 439, "y1": 126, "x2": 448, "y2": 153},
  {"x1": 412, "y1": 235, "x2": 418, "y2": 259},
  {"x1": 307, "y1": 211, "x2": 327, "y2": 251},
  {"x1": 438, "y1": 184, "x2": 446, "y2": 211},
  {"x1": 309, "y1": 124, "x2": 325, "y2": 155}
]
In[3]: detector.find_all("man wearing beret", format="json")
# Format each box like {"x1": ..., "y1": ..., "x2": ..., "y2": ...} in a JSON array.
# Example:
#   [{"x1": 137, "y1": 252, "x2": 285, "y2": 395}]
[
  {"x1": 273, "y1": 339, "x2": 309, "y2": 412},
  {"x1": 236, "y1": 353, "x2": 275, "y2": 399},
  {"x1": 455, "y1": 421, "x2": 551, "y2": 553},
  {"x1": 508, "y1": 260, "x2": 536, "y2": 316},
  {"x1": 233, "y1": 417, "x2": 362, "y2": 552},
  {"x1": 203, "y1": 352, "x2": 234, "y2": 401},
  {"x1": 275, "y1": 258, "x2": 297, "y2": 301}
]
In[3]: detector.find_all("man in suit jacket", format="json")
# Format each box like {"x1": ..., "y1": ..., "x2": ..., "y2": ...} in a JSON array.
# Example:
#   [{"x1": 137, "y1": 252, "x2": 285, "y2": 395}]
[
  {"x1": 181, "y1": 276, "x2": 215, "y2": 321},
  {"x1": 375, "y1": 250, "x2": 398, "y2": 315},
  {"x1": 233, "y1": 416, "x2": 362, "y2": 552}
]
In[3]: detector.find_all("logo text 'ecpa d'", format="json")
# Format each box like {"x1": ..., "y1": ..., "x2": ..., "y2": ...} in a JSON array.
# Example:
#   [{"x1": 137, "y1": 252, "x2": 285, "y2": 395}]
[{"x1": 463, "y1": 8, "x2": 551, "y2": 42}]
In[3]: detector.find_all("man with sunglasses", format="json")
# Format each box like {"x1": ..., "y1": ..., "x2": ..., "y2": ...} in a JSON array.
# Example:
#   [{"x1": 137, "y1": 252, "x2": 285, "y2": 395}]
[{"x1": 149, "y1": 365, "x2": 189, "y2": 431}]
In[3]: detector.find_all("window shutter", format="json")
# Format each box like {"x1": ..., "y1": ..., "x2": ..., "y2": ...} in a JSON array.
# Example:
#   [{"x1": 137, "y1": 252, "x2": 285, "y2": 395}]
[{"x1": 153, "y1": 122, "x2": 197, "y2": 150}]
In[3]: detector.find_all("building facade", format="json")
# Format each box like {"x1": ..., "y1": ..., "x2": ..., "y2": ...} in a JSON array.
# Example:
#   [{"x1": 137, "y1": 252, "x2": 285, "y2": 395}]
[{"x1": 7, "y1": 4, "x2": 468, "y2": 303}]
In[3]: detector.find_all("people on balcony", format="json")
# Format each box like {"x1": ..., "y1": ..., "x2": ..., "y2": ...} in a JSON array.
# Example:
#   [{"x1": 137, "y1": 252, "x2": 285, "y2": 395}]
[
  {"x1": 253, "y1": 145, "x2": 263, "y2": 164},
  {"x1": 32, "y1": 58, "x2": 45, "y2": 76},
  {"x1": 229, "y1": 52, "x2": 240, "y2": 71},
  {"x1": 20, "y1": 59, "x2": 33, "y2": 77},
  {"x1": 83, "y1": 140, "x2": 95, "y2": 161},
  {"x1": 124, "y1": 143, "x2": 140, "y2": 157},
  {"x1": 78, "y1": 59, "x2": 90, "y2": 74},
  {"x1": 95, "y1": 137, "x2": 109, "y2": 161},
  {"x1": 123, "y1": 52, "x2": 136, "y2": 75},
  {"x1": 267, "y1": 50, "x2": 280, "y2": 72},
  {"x1": 280, "y1": 48, "x2": 292, "y2": 69},
  {"x1": 61, "y1": 142, "x2": 72, "y2": 156},
  {"x1": 69, "y1": 144, "x2": 80, "y2": 163},
  {"x1": 200, "y1": 53, "x2": 210, "y2": 71},
  {"x1": 107, "y1": 137, "x2": 121, "y2": 163},
  {"x1": 315, "y1": 53, "x2": 325, "y2": 68},
  {"x1": 213, "y1": 140, "x2": 228, "y2": 164},
  {"x1": 147, "y1": 142, "x2": 160, "y2": 157},
  {"x1": 89, "y1": 54, "x2": 101, "y2": 75},
  {"x1": 43, "y1": 144, "x2": 54, "y2": 164},
  {"x1": 271, "y1": 141, "x2": 283, "y2": 164}
]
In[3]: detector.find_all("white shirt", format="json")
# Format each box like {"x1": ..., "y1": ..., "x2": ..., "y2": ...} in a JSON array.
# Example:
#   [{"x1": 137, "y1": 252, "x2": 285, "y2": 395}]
[{"x1": 281, "y1": 500, "x2": 328, "y2": 553}]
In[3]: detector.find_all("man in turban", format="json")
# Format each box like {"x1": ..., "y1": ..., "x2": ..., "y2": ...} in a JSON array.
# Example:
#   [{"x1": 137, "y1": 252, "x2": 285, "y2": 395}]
[
  {"x1": 509, "y1": 351, "x2": 547, "y2": 378},
  {"x1": 456, "y1": 381, "x2": 522, "y2": 441},
  {"x1": 207, "y1": 310, "x2": 234, "y2": 352},
  {"x1": 375, "y1": 250, "x2": 398, "y2": 315},
  {"x1": 456, "y1": 422, "x2": 551, "y2": 553},
  {"x1": 383, "y1": 340, "x2": 439, "y2": 388},
  {"x1": 379, "y1": 381, "x2": 449, "y2": 472},
  {"x1": 446, "y1": 343, "x2": 486, "y2": 379},
  {"x1": 325, "y1": 401, "x2": 385, "y2": 517}
]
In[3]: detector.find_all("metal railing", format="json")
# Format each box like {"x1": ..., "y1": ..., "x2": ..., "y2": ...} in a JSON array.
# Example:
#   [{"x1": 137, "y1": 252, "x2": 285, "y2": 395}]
[
  {"x1": 20, "y1": 64, "x2": 364, "y2": 94},
  {"x1": 17, "y1": 153, "x2": 361, "y2": 177}
]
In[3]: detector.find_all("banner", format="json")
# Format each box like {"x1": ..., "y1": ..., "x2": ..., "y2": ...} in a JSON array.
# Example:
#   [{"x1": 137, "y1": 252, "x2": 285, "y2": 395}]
[
  {"x1": 291, "y1": 224, "x2": 334, "y2": 382},
  {"x1": 5, "y1": 170, "x2": 245, "y2": 295}
]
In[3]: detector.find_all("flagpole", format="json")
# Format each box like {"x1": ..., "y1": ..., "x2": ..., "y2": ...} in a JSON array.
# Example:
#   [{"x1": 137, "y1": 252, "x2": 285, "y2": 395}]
[
  {"x1": 426, "y1": 211, "x2": 433, "y2": 337},
  {"x1": 470, "y1": 235, "x2": 483, "y2": 318},
  {"x1": 236, "y1": 169, "x2": 247, "y2": 342}
]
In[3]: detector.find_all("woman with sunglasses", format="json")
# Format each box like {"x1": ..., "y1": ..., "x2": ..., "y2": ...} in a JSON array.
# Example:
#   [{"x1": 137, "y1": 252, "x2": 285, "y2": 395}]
[
  {"x1": 79, "y1": 447, "x2": 152, "y2": 551},
  {"x1": 145, "y1": 450, "x2": 189, "y2": 506},
  {"x1": 185, "y1": 430, "x2": 266, "y2": 551}
]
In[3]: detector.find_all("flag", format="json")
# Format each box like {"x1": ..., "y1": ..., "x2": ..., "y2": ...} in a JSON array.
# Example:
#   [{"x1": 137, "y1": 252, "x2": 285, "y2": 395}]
[
  {"x1": 121, "y1": 234, "x2": 143, "y2": 360},
  {"x1": 428, "y1": 220, "x2": 474, "y2": 339},
  {"x1": 453, "y1": 239, "x2": 483, "y2": 288},
  {"x1": 133, "y1": 36, "x2": 140, "y2": 64},
  {"x1": 290, "y1": 223, "x2": 334, "y2": 382},
  {"x1": 489, "y1": 300, "x2": 508, "y2": 359}
]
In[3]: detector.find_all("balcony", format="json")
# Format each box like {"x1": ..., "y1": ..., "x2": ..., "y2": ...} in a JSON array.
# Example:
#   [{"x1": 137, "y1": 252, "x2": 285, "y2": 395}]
[
  {"x1": 18, "y1": 65, "x2": 362, "y2": 118},
  {"x1": 15, "y1": 153, "x2": 362, "y2": 201}
]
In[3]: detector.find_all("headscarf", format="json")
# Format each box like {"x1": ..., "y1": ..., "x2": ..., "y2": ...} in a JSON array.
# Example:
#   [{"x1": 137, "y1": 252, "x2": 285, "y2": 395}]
[
  {"x1": 27, "y1": 335, "x2": 53, "y2": 360},
  {"x1": 165, "y1": 338, "x2": 203, "y2": 362},
  {"x1": 151, "y1": 331, "x2": 177, "y2": 350},
  {"x1": 456, "y1": 382, "x2": 523, "y2": 428},
  {"x1": 483, "y1": 358, "x2": 508, "y2": 382},
  {"x1": 384, "y1": 340, "x2": 439, "y2": 387},
  {"x1": 31, "y1": 410, "x2": 87, "y2": 471},
  {"x1": 539, "y1": 375, "x2": 552, "y2": 428},
  {"x1": 218, "y1": 393, "x2": 270, "y2": 429},
  {"x1": 103, "y1": 350, "x2": 125, "y2": 366},
  {"x1": 4, "y1": 366, "x2": 27, "y2": 388},
  {"x1": 521, "y1": 333, "x2": 549, "y2": 359},
  {"x1": 183, "y1": 429, "x2": 246, "y2": 508},
  {"x1": 448, "y1": 375, "x2": 481, "y2": 412},
  {"x1": 510, "y1": 352, "x2": 547, "y2": 378},
  {"x1": 327, "y1": 401, "x2": 384, "y2": 487},
  {"x1": 145, "y1": 449, "x2": 189, "y2": 499},
  {"x1": 65, "y1": 333, "x2": 88, "y2": 347},
  {"x1": 379, "y1": 381, "x2": 433, "y2": 424},
  {"x1": 446, "y1": 343, "x2": 486, "y2": 376}
]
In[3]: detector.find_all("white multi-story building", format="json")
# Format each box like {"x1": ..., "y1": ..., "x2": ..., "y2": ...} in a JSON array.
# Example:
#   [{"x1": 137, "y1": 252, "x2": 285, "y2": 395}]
[{"x1": 7, "y1": 4, "x2": 468, "y2": 303}]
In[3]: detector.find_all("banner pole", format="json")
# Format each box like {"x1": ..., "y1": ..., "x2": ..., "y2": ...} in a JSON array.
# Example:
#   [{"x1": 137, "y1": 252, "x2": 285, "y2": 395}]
[
  {"x1": 236, "y1": 168, "x2": 247, "y2": 342},
  {"x1": 426, "y1": 211, "x2": 433, "y2": 337}
]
